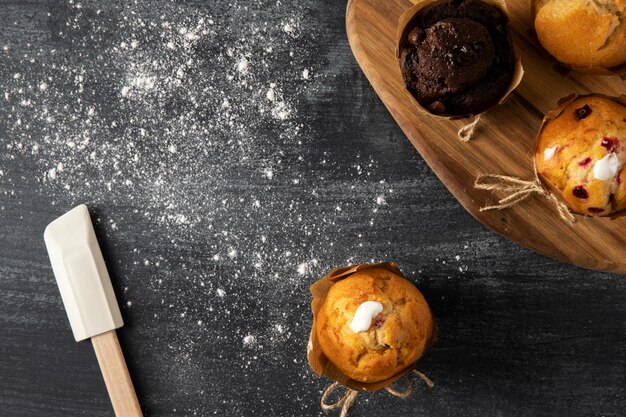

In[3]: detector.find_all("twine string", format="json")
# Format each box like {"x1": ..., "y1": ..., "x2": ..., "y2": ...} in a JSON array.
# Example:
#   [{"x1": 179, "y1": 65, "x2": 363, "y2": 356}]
[
  {"x1": 412, "y1": 370, "x2": 435, "y2": 388},
  {"x1": 384, "y1": 375, "x2": 413, "y2": 398},
  {"x1": 320, "y1": 370, "x2": 434, "y2": 417},
  {"x1": 474, "y1": 174, "x2": 576, "y2": 224},
  {"x1": 320, "y1": 382, "x2": 359, "y2": 417},
  {"x1": 458, "y1": 115, "x2": 481, "y2": 142}
]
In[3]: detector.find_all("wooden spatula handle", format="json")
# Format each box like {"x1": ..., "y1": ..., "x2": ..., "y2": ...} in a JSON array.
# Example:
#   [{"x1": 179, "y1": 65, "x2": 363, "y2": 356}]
[{"x1": 91, "y1": 330, "x2": 143, "y2": 417}]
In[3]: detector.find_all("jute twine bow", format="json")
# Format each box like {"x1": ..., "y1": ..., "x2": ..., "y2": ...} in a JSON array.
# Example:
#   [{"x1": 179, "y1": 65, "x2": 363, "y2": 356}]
[
  {"x1": 320, "y1": 370, "x2": 434, "y2": 417},
  {"x1": 474, "y1": 174, "x2": 576, "y2": 224},
  {"x1": 458, "y1": 114, "x2": 481, "y2": 142}
]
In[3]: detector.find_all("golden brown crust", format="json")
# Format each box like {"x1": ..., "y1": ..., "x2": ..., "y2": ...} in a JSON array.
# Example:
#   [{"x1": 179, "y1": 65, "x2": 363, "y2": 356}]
[
  {"x1": 535, "y1": 96, "x2": 626, "y2": 216},
  {"x1": 533, "y1": 0, "x2": 626, "y2": 69},
  {"x1": 315, "y1": 268, "x2": 435, "y2": 383}
]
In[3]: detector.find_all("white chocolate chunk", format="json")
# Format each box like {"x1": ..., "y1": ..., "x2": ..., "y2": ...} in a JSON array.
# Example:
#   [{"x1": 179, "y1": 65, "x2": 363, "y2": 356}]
[
  {"x1": 543, "y1": 145, "x2": 558, "y2": 161},
  {"x1": 593, "y1": 153, "x2": 621, "y2": 181},
  {"x1": 349, "y1": 301, "x2": 383, "y2": 333}
]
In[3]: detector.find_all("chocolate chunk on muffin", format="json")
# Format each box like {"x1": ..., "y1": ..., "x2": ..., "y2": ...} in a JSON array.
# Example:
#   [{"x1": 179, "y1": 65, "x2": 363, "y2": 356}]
[{"x1": 399, "y1": 0, "x2": 515, "y2": 115}]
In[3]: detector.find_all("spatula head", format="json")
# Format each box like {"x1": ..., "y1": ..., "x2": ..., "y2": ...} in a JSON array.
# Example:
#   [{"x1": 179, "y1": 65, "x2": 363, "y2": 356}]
[{"x1": 44, "y1": 205, "x2": 123, "y2": 342}]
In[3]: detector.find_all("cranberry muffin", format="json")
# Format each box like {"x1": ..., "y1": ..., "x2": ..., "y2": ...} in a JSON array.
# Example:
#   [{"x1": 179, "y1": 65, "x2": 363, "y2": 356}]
[
  {"x1": 315, "y1": 267, "x2": 435, "y2": 383},
  {"x1": 536, "y1": 96, "x2": 626, "y2": 216}
]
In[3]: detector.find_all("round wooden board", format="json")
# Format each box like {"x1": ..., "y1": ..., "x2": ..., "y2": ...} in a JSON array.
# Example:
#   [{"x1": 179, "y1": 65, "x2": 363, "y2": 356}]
[{"x1": 346, "y1": 0, "x2": 626, "y2": 274}]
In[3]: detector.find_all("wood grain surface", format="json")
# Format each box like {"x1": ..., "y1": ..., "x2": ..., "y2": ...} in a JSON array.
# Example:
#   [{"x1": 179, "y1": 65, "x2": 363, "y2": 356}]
[
  {"x1": 346, "y1": 0, "x2": 626, "y2": 274},
  {"x1": 1, "y1": 1, "x2": 626, "y2": 417}
]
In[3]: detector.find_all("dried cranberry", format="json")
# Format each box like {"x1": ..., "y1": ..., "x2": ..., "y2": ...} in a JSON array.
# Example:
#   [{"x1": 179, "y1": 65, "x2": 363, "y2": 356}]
[
  {"x1": 601, "y1": 137, "x2": 619, "y2": 152},
  {"x1": 574, "y1": 105, "x2": 592, "y2": 120},
  {"x1": 372, "y1": 313, "x2": 384, "y2": 329},
  {"x1": 617, "y1": 175, "x2": 622, "y2": 185},
  {"x1": 588, "y1": 207, "x2": 605, "y2": 214},
  {"x1": 578, "y1": 157, "x2": 592, "y2": 167},
  {"x1": 573, "y1": 186, "x2": 588, "y2": 199}
]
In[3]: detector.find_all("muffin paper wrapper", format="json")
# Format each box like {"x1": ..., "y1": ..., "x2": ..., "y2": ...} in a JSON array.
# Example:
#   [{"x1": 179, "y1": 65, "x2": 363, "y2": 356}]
[
  {"x1": 395, "y1": 0, "x2": 524, "y2": 119},
  {"x1": 307, "y1": 262, "x2": 436, "y2": 392}
]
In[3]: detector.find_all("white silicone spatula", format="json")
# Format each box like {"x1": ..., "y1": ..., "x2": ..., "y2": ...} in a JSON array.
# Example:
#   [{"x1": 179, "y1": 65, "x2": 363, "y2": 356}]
[{"x1": 44, "y1": 204, "x2": 143, "y2": 417}]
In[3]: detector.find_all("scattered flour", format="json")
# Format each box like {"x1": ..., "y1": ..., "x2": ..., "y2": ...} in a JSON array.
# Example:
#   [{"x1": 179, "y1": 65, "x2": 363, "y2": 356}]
[
  {"x1": 0, "y1": 2, "x2": 469, "y2": 414},
  {"x1": 297, "y1": 262, "x2": 308, "y2": 275},
  {"x1": 236, "y1": 57, "x2": 249, "y2": 74}
]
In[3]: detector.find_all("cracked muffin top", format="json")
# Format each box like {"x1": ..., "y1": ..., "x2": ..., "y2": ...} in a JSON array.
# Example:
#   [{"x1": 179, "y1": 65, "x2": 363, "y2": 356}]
[
  {"x1": 315, "y1": 268, "x2": 435, "y2": 383},
  {"x1": 533, "y1": 0, "x2": 626, "y2": 69},
  {"x1": 536, "y1": 96, "x2": 626, "y2": 216}
]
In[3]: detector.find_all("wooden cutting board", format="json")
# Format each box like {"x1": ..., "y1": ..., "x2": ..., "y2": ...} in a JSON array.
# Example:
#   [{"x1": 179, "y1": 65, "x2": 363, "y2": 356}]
[{"x1": 346, "y1": 0, "x2": 626, "y2": 274}]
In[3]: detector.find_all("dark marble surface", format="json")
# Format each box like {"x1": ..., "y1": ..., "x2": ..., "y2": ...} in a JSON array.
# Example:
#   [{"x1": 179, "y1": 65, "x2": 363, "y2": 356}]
[{"x1": 1, "y1": 1, "x2": 625, "y2": 416}]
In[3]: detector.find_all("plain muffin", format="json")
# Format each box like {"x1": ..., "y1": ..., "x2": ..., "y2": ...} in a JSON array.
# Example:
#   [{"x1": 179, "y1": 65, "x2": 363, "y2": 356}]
[{"x1": 533, "y1": 0, "x2": 626, "y2": 70}]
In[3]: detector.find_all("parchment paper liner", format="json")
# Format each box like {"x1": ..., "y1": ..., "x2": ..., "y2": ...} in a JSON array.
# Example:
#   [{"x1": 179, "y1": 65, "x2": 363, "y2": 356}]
[
  {"x1": 307, "y1": 262, "x2": 436, "y2": 392},
  {"x1": 475, "y1": 93, "x2": 626, "y2": 223},
  {"x1": 529, "y1": 3, "x2": 626, "y2": 78},
  {"x1": 395, "y1": 0, "x2": 525, "y2": 119}
]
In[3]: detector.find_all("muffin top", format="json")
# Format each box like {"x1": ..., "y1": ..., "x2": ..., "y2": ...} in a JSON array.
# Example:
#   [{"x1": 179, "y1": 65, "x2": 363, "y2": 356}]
[
  {"x1": 411, "y1": 18, "x2": 495, "y2": 100},
  {"x1": 399, "y1": 0, "x2": 515, "y2": 115},
  {"x1": 534, "y1": 0, "x2": 626, "y2": 69},
  {"x1": 536, "y1": 96, "x2": 626, "y2": 216},
  {"x1": 315, "y1": 268, "x2": 435, "y2": 383}
]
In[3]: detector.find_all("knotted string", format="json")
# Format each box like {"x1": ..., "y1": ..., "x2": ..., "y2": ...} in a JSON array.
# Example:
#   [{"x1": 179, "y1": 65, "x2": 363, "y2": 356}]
[
  {"x1": 458, "y1": 114, "x2": 481, "y2": 142},
  {"x1": 320, "y1": 370, "x2": 434, "y2": 417},
  {"x1": 320, "y1": 382, "x2": 359, "y2": 417},
  {"x1": 474, "y1": 174, "x2": 576, "y2": 224}
]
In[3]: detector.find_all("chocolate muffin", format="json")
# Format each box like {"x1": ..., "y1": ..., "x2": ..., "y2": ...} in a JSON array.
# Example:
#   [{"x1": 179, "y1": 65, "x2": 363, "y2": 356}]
[{"x1": 399, "y1": 0, "x2": 515, "y2": 116}]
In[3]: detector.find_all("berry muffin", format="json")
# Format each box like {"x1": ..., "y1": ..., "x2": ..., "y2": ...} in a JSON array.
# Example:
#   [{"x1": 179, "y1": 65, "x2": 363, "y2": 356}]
[
  {"x1": 315, "y1": 267, "x2": 435, "y2": 383},
  {"x1": 533, "y1": 0, "x2": 626, "y2": 70},
  {"x1": 536, "y1": 96, "x2": 626, "y2": 216},
  {"x1": 399, "y1": 0, "x2": 516, "y2": 115}
]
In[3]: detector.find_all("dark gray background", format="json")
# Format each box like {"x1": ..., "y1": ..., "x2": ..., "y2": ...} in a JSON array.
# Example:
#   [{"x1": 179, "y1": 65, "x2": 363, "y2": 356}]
[{"x1": 1, "y1": 1, "x2": 625, "y2": 416}]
